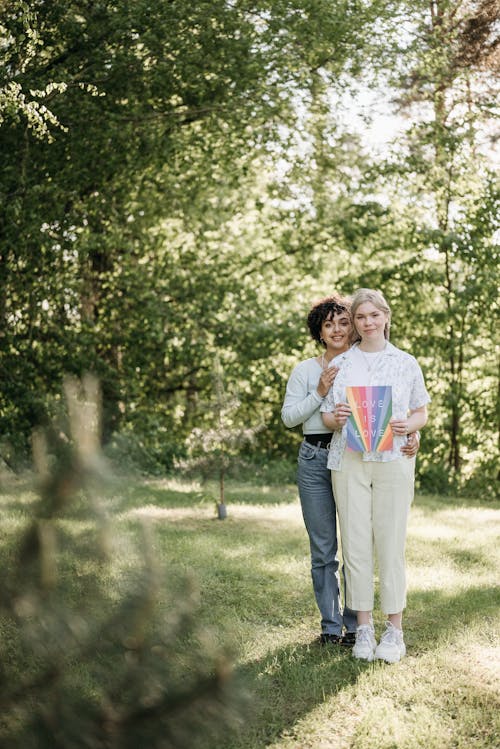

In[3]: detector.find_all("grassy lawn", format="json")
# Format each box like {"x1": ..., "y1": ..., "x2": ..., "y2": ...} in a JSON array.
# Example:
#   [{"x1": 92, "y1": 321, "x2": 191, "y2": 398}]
[{"x1": 1, "y1": 471, "x2": 499, "y2": 748}]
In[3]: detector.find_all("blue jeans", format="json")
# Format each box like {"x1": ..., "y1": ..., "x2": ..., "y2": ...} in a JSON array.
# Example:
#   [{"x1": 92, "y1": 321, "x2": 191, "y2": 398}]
[{"x1": 297, "y1": 440, "x2": 357, "y2": 635}]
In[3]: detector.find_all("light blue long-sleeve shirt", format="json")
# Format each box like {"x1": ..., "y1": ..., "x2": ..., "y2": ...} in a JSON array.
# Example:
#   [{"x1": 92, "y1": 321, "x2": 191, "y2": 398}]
[{"x1": 281, "y1": 357, "x2": 332, "y2": 434}]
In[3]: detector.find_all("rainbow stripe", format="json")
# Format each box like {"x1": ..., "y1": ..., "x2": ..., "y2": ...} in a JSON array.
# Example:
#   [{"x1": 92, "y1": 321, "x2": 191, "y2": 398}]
[{"x1": 346, "y1": 386, "x2": 393, "y2": 453}]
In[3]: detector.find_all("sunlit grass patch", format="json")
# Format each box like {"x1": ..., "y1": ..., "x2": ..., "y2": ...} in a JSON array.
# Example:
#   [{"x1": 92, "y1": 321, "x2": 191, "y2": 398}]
[
  {"x1": 406, "y1": 499, "x2": 499, "y2": 603},
  {"x1": 262, "y1": 621, "x2": 499, "y2": 749},
  {"x1": 1, "y1": 476, "x2": 498, "y2": 749}
]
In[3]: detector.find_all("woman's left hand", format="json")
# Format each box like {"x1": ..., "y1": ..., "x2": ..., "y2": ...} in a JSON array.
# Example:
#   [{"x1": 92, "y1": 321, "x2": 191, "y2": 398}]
[
  {"x1": 317, "y1": 365, "x2": 338, "y2": 398},
  {"x1": 401, "y1": 432, "x2": 420, "y2": 457},
  {"x1": 390, "y1": 418, "x2": 409, "y2": 437}
]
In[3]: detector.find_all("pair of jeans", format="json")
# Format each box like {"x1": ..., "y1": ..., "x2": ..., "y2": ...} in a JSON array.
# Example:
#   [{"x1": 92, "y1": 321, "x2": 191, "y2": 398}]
[{"x1": 297, "y1": 440, "x2": 357, "y2": 635}]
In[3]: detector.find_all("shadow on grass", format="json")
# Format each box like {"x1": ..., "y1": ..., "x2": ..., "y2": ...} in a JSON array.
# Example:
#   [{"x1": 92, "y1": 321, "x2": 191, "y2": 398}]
[
  {"x1": 407, "y1": 535, "x2": 497, "y2": 576},
  {"x1": 222, "y1": 484, "x2": 298, "y2": 506},
  {"x1": 108, "y1": 481, "x2": 499, "y2": 521},
  {"x1": 218, "y1": 640, "x2": 367, "y2": 749},
  {"x1": 113, "y1": 477, "x2": 298, "y2": 512},
  {"x1": 208, "y1": 583, "x2": 500, "y2": 749},
  {"x1": 404, "y1": 584, "x2": 499, "y2": 653},
  {"x1": 0, "y1": 478, "x2": 38, "y2": 512},
  {"x1": 115, "y1": 482, "x2": 206, "y2": 510},
  {"x1": 415, "y1": 493, "x2": 500, "y2": 512},
  {"x1": 445, "y1": 546, "x2": 491, "y2": 568}
]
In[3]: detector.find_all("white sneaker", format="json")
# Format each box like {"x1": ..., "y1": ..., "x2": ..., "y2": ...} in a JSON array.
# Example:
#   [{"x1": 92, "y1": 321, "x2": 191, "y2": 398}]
[
  {"x1": 375, "y1": 621, "x2": 406, "y2": 663},
  {"x1": 352, "y1": 624, "x2": 377, "y2": 661}
]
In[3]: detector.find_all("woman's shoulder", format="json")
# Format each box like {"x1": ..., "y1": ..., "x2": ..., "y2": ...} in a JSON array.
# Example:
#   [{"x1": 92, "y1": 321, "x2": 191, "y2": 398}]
[
  {"x1": 386, "y1": 343, "x2": 421, "y2": 367},
  {"x1": 332, "y1": 344, "x2": 357, "y2": 367},
  {"x1": 290, "y1": 357, "x2": 320, "y2": 375}
]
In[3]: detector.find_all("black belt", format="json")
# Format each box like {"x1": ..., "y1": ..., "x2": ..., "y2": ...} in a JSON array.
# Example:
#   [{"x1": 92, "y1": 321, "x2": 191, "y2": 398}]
[{"x1": 304, "y1": 434, "x2": 332, "y2": 449}]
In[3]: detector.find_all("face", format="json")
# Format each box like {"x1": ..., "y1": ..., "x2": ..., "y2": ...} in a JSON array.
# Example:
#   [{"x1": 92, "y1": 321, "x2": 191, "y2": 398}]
[
  {"x1": 353, "y1": 301, "x2": 388, "y2": 342},
  {"x1": 320, "y1": 311, "x2": 352, "y2": 353}
]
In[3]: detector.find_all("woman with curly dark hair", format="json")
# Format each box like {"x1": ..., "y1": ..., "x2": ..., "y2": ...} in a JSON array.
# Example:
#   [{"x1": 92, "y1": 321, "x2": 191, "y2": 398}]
[{"x1": 281, "y1": 294, "x2": 357, "y2": 644}]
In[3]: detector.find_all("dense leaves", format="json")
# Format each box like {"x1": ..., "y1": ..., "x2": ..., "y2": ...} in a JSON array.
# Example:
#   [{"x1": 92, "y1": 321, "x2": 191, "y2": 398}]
[
  {"x1": 0, "y1": 0, "x2": 498, "y2": 494},
  {"x1": 0, "y1": 377, "x2": 242, "y2": 748}
]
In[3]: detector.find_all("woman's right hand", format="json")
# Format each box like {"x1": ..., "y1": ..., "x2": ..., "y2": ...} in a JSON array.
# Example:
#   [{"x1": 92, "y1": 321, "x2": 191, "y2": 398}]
[
  {"x1": 317, "y1": 365, "x2": 338, "y2": 398},
  {"x1": 333, "y1": 402, "x2": 351, "y2": 428},
  {"x1": 401, "y1": 432, "x2": 420, "y2": 457}
]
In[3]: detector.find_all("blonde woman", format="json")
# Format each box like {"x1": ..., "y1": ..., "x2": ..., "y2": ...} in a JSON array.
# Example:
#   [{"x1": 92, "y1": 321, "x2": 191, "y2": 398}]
[{"x1": 321, "y1": 289, "x2": 430, "y2": 662}]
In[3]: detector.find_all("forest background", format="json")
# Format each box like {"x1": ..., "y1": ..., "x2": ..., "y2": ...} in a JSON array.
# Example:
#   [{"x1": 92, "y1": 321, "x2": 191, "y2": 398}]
[{"x1": 1, "y1": 0, "x2": 498, "y2": 497}]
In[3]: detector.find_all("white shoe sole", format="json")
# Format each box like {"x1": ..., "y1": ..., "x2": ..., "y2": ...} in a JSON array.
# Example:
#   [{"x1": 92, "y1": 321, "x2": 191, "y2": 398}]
[
  {"x1": 375, "y1": 645, "x2": 406, "y2": 663},
  {"x1": 353, "y1": 648, "x2": 376, "y2": 662}
]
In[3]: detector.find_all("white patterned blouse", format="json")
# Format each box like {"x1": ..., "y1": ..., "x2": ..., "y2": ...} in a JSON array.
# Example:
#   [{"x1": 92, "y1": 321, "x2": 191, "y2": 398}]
[{"x1": 320, "y1": 342, "x2": 430, "y2": 471}]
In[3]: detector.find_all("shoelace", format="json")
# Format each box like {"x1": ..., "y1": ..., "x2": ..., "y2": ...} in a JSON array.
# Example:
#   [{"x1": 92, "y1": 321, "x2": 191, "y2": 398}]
[
  {"x1": 357, "y1": 625, "x2": 374, "y2": 642},
  {"x1": 380, "y1": 623, "x2": 401, "y2": 644}
]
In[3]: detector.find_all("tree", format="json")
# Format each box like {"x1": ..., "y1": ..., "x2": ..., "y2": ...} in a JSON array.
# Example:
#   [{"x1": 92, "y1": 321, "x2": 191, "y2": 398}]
[
  {"x1": 179, "y1": 355, "x2": 263, "y2": 518},
  {"x1": 254, "y1": 0, "x2": 499, "y2": 493},
  {"x1": 1, "y1": 1, "x2": 496, "y2": 495},
  {"x1": 0, "y1": 375, "x2": 242, "y2": 747},
  {"x1": 346, "y1": 0, "x2": 499, "y2": 491},
  {"x1": 0, "y1": 0, "x2": 381, "y2": 463}
]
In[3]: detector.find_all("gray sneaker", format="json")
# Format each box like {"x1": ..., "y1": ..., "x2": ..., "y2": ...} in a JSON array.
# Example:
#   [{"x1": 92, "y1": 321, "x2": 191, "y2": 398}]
[
  {"x1": 352, "y1": 624, "x2": 377, "y2": 661},
  {"x1": 374, "y1": 621, "x2": 406, "y2": 663}
]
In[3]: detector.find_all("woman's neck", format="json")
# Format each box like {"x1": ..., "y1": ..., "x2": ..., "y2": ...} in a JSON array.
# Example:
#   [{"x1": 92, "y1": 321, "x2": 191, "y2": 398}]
[
  {"x1": 358, "y1": 339, "x2": 386, "y2": 353},
  {"x1": 323, "y1": 344, "x2": 349, "y2": 362}
]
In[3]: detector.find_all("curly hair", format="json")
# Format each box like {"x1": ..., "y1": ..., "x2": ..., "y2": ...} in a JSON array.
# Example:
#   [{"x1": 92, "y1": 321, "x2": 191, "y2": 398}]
[{"x1": 307, "y1": 294, "x2": 352, "y2": 348}]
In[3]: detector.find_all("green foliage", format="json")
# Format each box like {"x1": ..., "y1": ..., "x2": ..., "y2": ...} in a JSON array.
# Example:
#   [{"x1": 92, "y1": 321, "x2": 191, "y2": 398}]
[
  {"x1": 177, "y1": 356, "x2": 263, "y2": 508},
  {"x1": 0, "y1": 378, "x2": 243, "y2": 747},
  {"x1": 0, "y1": 0, "x2": 373, "y2": 457},
  {"x1": 0, "y1": 1, "x2": 497, "y2": 494}
]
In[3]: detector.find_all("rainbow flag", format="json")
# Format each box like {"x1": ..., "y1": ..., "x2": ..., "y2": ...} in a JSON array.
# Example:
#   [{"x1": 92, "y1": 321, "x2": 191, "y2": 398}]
[{"x1": 346, "y1": 386, "x2": 393, "y2": 452}]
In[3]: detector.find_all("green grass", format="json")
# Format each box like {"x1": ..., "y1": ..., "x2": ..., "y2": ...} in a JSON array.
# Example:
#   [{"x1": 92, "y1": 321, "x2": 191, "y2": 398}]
[{"x1": 1, "y1": 472, "x2": 499, "y2": 748}]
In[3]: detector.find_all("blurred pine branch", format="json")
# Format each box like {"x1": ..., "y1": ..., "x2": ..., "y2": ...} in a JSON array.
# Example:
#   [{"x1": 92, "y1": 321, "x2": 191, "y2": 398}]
[{"x1": 0, "y1": 376, "x2": 244, "y2": 748}]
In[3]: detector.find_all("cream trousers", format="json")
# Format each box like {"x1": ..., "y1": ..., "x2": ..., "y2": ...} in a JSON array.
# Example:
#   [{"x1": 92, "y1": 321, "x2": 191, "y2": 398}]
[{"x1": 331, "y1": 451, "x2": 415, "y2": 614}]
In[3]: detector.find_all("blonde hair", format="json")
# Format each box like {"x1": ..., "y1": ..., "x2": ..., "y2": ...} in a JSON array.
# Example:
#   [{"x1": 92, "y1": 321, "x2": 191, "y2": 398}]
[{"x1": 350, "y1": 288, "x2": 391, "y2": 342}]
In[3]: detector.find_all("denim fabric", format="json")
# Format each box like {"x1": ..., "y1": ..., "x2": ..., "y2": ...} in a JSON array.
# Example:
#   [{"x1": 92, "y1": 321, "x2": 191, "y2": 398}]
[{"x1": 297, "y1": 440, "x2": 357, "y2": 635}]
